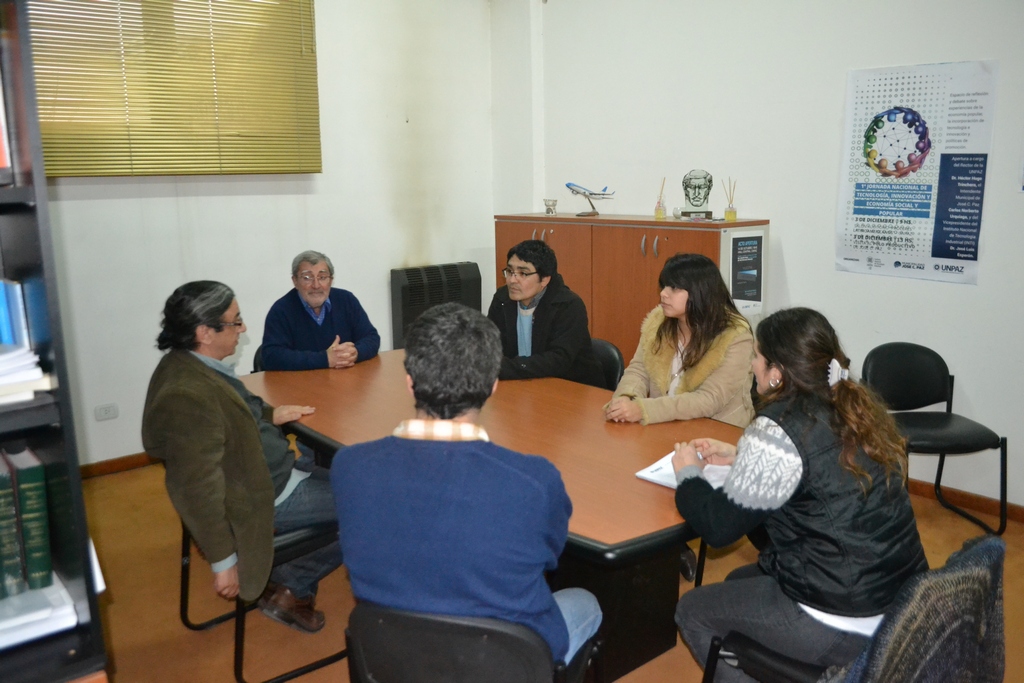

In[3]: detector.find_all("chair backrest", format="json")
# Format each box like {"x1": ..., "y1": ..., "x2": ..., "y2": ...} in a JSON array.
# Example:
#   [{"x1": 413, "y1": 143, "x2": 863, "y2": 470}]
[
  {"x1": 861, "y1": 342, "x2": 950, "y2": 411},
  {"x1": 591, "y1": 338, "x2": 624, "y2": 391},
  {"x1": 836, "y1": 535, "x2": 1005, "y2": 683},
  {"x1": 346, "y1": 602, "x2": 556, "y2": 683},
  {"x1": 253, "y1": 344, "x2": 264, "y2": 372}
]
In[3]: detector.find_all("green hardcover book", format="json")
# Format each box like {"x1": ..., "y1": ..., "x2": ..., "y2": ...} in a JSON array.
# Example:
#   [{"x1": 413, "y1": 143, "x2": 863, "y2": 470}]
[
  {"x1": 0, "y1": 456, "x2": 26, "y2": 598},
  {"x1": 3, "y1": 442, "x2": 51, "y2": 590}
]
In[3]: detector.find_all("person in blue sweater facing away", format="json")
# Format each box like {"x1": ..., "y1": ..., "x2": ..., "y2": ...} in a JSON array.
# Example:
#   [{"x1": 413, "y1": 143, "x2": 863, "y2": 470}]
[
  {"x1": 261, "y1": 250, "x2": 381, "y2": 371},
  {"x1": 330, "y1": 303, "x2": 602, "y2": 665}
]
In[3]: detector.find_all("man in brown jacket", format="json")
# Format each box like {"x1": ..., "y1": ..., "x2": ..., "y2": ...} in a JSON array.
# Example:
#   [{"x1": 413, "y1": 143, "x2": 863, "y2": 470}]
[{"x1": 142, "y1": 281, "x2": 341, "y2": 633}]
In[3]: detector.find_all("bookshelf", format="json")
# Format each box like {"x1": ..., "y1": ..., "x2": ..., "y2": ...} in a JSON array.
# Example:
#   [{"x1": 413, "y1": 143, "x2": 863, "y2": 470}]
[{"x1": 0, "y1": 2, "x2": 107, "y2": 681}]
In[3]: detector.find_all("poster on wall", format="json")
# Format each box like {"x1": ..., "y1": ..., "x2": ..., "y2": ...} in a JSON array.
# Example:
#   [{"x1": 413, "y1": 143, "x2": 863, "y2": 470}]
[
  {"x1": 718, "y1": 228, "x2": 766, "y2": 319},
  {"x1": 835, "y1": 60, "x2": 996, "y2": 284}
]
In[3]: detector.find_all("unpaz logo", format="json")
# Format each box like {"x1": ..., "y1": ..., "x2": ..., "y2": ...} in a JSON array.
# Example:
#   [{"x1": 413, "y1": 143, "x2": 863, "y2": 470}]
[{"x1": 863, "y1": 107, "x2": 932, "y2": 178}]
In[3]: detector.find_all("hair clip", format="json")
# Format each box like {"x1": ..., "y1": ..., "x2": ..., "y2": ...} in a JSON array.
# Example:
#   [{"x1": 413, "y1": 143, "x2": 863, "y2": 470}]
[{"x1": 828, "y1": 358, "x2": 849, "y2": 387}]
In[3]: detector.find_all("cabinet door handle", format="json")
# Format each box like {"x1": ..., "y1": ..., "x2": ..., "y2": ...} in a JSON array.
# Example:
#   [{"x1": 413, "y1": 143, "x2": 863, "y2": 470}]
[
  {"x1": 532, "y1": 229, "x2": 537, "y2": 240},
  {"x1": 653, "y1": 235, "x2": 660, "y2": 257},
  {"x1": 641, "y1": 234, "x2": 647, "y2": 257},
  {"x1": 540, "y1": 229, "x2": 547, "y2": 242}
]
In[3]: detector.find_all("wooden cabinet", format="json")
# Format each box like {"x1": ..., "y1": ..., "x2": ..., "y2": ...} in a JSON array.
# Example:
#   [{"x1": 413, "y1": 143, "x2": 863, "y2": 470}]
[
  {"x1": 591, "y1": 223, "x2": 726, "y2": 360},
  {"x1": 495, "y1": 214, "x2": 769, "y2": 365},
  {"x1": 0, "y1": 3, "x2": 107, "y2": 681}
]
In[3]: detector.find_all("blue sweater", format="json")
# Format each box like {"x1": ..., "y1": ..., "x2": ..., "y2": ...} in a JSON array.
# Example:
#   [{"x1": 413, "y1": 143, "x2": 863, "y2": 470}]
[
  {"x1": 330, "y1": 436, "x2": 572, "y2": 660},
  {"x1": 261, "y1": 288, "x2": 380, "y2": 371}
]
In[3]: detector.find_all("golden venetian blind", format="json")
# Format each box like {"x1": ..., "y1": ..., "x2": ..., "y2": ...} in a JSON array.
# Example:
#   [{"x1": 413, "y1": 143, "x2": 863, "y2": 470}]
[{"x1": 27, "y1": 0, "x2": 321, "y2": 177}]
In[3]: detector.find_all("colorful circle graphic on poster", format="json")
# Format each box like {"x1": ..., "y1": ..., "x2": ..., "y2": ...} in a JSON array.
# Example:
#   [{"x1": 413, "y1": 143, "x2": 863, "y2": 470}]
[{"x1": 862, "y1": 107, "x2": 932, "y2": 178}]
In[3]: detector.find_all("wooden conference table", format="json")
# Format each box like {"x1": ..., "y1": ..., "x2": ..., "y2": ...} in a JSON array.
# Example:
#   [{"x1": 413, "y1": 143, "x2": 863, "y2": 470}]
[{"x1": 241, "y1": 350, "x2": 742, "y2": 681}]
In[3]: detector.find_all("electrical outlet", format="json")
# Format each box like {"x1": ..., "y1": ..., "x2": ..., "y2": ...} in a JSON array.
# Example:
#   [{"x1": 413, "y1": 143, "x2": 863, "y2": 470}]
[{"x1": 94, "y1": 403, "x2": 119, "y2": 421}]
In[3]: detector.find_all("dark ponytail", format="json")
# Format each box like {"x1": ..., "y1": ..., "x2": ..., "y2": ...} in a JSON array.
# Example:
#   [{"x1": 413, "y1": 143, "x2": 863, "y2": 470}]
[{"x1": 756, "y1": 308, "x2": 907, "y2": 490}]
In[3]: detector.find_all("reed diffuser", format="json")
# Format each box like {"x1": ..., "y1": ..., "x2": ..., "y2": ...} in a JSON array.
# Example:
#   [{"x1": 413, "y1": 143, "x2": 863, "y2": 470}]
[
  {"x1": 723, "y1": 177, "x2": 737, "y2": 222},
  {"x1": 654, "y1": 177, "x2": 667, "y2": 220}
]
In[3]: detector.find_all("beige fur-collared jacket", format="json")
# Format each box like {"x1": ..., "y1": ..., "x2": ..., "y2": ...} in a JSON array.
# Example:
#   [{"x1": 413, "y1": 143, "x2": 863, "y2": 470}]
[{"x1": 612, "y1": 307, "x2": 755, "y2": 427}]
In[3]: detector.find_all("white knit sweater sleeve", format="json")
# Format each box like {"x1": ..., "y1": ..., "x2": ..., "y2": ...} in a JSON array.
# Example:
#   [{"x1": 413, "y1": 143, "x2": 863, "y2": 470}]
[{"x1": 722, "y1": 415, "x2": 803, "y2": 511}]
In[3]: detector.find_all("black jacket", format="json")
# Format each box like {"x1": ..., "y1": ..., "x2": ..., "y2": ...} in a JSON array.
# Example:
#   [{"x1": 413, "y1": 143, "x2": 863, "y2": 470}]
[
  {"x1": 676, "y1": 395, "x2": 928, "y2": 616},
  {"x1": 487, "y1": 274, "x2": 604, "y2": 388},
  {"x1": 758, "y1": 398, "x2": 928, "y2": 616}
]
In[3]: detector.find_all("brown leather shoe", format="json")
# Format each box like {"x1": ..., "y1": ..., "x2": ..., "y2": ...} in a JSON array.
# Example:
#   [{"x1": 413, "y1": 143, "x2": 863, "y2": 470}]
[{"x1": 257, "y1": 583, "x2": 325, "y2": 633}]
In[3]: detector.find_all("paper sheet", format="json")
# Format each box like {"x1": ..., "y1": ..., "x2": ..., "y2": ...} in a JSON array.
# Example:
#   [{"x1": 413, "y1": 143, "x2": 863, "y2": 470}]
[{"x1": 635, "y1": 450, "x2": 731, "y2": 490}]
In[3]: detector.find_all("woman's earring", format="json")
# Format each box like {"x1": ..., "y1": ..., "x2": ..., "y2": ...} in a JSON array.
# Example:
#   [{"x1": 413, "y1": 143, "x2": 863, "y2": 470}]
[{"x1": 768, "y1": 377, "x2": 781, "y2": 389}]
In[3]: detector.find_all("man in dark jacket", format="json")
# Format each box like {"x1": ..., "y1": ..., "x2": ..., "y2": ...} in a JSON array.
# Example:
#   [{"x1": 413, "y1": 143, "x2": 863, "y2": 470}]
[{"x1": 487, "y1": 240, "x2": 603, "y2": 387}]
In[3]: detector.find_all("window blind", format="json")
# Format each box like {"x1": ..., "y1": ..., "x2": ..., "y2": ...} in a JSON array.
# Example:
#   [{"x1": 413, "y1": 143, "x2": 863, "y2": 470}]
[{"x1": 27, "y1": 0, "x2": 321, "y2": 177}]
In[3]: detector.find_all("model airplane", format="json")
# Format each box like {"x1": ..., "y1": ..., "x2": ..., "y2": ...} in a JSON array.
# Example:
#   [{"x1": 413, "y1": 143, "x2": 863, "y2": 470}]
[{"x1": 565, "y1": 183, "x2": 615, "y2": 216}]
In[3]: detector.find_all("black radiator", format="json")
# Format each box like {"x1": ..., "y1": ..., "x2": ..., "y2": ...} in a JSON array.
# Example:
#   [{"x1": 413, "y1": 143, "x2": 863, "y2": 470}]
[{"x1": 390, "y1": 262, "x2": 481, "y2": 349}]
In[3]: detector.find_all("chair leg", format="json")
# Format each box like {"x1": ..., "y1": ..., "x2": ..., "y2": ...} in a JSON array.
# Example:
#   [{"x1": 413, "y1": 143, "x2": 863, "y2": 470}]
[
  {"x1": 590, "y1": 640, "x2": 603, "y2": 683},
  {"x1": 234, "y1": 597, "x2": 250, "y2": 683},
  {"x1": 694, "y1": 540, "x2": 708, "y2": 587},
  {"x1": 180, "y1": 523, "x2": 236, "y2": 631},
  {"x1": 702, "y1": 636, "x2": 722, "y2": 683},
  {"x1": 181, "y1": 521, "x2": 347, "y2": 681},
  {"x1": 233, "y1": 596, "x2": 348, "y2": 683},
  {"x1": 933, "y1": 439, "x2": 1007, "y2": 536},
  {"x1": 999, "y1": 437, "x2": 1008, "y2": 535}
]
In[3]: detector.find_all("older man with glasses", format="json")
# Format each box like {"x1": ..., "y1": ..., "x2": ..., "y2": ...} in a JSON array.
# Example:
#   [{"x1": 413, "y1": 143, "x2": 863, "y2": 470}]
[
  {"x1": 262, "y1": 250, "x2": 380, "y2": 371},
  {"x1": 486, "y1": 240, "x2": 603, "y2": 388}
]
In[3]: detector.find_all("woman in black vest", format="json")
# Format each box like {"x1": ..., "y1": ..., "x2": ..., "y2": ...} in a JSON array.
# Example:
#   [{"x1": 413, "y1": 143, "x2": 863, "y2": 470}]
[{"x1": 670, "y1": 307, "x2": 927, "y2": 682}]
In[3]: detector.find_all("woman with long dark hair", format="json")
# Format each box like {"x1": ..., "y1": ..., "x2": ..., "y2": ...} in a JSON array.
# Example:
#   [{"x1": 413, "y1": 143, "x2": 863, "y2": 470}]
[
  {"x1": 671, "y1": 307, "x2": 927, "y2": 681},
  {"x1": 605, "y1": 253, "x2": 754, "y2": 427}
]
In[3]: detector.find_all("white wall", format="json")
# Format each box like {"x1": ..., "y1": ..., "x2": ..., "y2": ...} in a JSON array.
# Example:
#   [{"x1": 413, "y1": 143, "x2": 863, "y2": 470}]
[
  {"x1": 528, "y1": 0, "x2": 1024, "y2": 504},
  {"x1": 491, "y1": 0, "x2": 547, "y2": 213},
  {"x1": 48, "y1": 0, "x2": 495, "y2": 465}
]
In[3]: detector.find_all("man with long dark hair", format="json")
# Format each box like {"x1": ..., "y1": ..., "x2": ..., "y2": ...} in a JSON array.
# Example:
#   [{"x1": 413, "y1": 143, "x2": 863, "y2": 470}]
[{"x1": 142, "y1": 281, "x2": 342, "y2": 633}]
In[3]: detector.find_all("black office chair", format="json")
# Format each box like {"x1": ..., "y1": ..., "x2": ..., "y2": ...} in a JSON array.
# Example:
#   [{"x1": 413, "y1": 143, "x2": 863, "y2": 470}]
[
  {"x1": 253, "y1": 344, "x2": 264, "y2": 372},
  {"x1": 701, "y1": 534, "x2": 1005, "y2": 683},
  {"x1": 346, "y1": 602, "x2": 599, "y2": 683},
  {"x1": 591, "y1": 338, "x2": 624, "y2": 391},
  {"x1": 862, "y1": 342, "x2": 1007, "y2": 535},
  {"x1": 180, "y1": 521, "x2": 347, "y2": 683}
]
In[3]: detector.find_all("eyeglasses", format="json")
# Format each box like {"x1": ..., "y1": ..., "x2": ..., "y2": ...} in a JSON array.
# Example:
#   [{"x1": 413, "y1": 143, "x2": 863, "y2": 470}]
[
  {"x1": 221, "y1": 318, "x2": 244, "y2": 328},
  {"x1": 502, "y1": 268, "x2": 538, "y2": 280},
  {"x1": 297, "y1": 273, "x2": 333, "y2": 285}
]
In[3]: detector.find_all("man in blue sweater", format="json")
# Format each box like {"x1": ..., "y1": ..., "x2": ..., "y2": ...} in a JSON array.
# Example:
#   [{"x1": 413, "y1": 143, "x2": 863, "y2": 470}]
[
  {"x1": 261, "y1": 250, "x2": 381, "y2": 371},
  {"x1": 330, "y1": 303, "x2": 602, "y2": 664}
]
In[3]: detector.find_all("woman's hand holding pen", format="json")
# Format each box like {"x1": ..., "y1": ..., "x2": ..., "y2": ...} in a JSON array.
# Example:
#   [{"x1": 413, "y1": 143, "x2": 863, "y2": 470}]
[
  {"x1": 671, "y1": 437, "x2": 737, "y2": 473},
  {"x1": 671, "y1": 442, "x2": 703, "y2": 473},
  {"x1": 688, "y1": 438, "x2": 737, "y2": 466}
]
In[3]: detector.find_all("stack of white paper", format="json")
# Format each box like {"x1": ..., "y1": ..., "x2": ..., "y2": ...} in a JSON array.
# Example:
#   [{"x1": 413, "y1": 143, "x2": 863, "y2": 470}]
[
  {"x1": 0, "y1": 346, "x2": 49, "y2": 406},
  {"x1": 0, "y1": 573, "x2": 78, "y2": 650},
  {"x1": 636, "y1": 451, "x2": 731, "y2": 490}
]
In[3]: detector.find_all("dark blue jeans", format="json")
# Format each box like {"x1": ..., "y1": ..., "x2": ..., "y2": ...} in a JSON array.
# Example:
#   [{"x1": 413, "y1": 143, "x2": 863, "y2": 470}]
[
  {"x1": 270, "y1": 462, "x2": 343, "y2": 599},
  {"x1": 675, "y1": 564, "x2": 869, "y2": 683}
]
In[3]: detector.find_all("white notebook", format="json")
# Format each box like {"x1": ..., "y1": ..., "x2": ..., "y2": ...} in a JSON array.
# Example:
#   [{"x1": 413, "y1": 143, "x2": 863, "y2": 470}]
[{"x1": 636, "y1": 451, "x2": 731, "y2": 490}]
